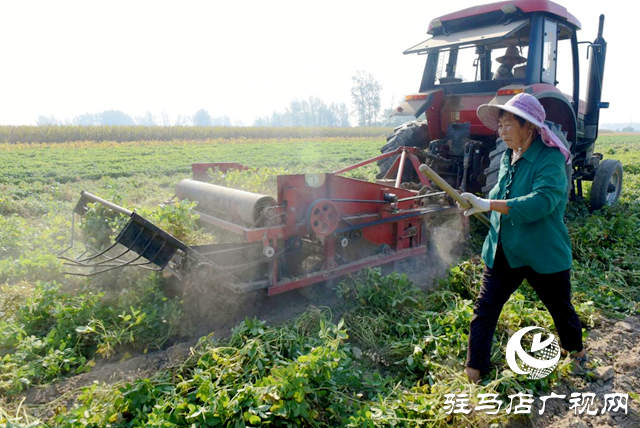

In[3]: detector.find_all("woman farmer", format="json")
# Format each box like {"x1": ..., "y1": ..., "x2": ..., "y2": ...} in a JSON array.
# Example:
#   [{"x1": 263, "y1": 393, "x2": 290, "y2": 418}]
[{"x1": 456, "y1": 93, "x2": 587, "y2": 383}]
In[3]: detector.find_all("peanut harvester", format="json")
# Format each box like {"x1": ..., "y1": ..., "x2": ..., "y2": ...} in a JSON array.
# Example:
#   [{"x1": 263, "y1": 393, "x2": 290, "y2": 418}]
[{"x1": 59, "y1": 148, "x2": 467, "y2": 296}]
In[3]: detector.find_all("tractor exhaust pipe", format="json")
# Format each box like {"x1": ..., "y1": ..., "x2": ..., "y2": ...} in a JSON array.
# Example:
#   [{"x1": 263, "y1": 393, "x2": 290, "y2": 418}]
[{"x1": 584, "y1": 14, "x2": 608, "y2": 142}]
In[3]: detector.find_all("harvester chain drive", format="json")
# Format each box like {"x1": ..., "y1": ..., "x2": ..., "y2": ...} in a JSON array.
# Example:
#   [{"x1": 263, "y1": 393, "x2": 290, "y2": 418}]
[
  {"x1": 197, "y1": 239, "x2": 297, "y2": 275},
  {"x1": 217, "y1": 248, "x2": 289, "y2": 271}
]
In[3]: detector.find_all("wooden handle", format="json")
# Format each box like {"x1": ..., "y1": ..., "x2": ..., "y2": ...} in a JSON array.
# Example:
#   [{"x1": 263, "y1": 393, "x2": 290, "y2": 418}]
[{"x1": 418, "y1": 164, "x2": 491, "y2": 228}]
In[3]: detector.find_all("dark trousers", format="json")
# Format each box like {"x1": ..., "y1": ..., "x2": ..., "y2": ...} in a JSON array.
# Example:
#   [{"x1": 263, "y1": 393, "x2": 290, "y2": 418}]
[{"x1": 466, "y1": 244, "x2": 584, "y2": 375}]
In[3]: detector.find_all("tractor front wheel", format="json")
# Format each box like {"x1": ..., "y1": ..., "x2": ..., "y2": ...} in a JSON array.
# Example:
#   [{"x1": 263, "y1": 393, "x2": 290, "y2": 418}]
[{"x1": 590, "y1": 159, "x2": 623, "y2": 211}]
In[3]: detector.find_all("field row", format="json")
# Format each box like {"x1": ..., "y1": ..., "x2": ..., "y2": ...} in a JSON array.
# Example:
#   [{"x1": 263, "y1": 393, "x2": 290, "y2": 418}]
[{"x1": 0, "y1": 126, "x2": 394, "y2": 144}]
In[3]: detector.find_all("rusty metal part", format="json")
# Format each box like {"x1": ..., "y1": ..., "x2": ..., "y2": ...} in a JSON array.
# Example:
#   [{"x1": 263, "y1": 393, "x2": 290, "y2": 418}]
[
  {"x1": 175, "y1": 179, "x2": 277, "y2": 227},
  {"x1": 418, "y1": 164, "x2": 490, "y2": 227},
  {"x1": 74, "y1": 191, "x2": 133, "y2": 217},
  {"x1": 307, "y1": 200, "x2": 339, "y2": 237}
]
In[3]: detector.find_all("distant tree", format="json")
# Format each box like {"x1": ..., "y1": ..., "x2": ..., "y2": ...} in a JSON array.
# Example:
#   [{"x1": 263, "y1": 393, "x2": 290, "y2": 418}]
[
  {"x1": 72, "y1": 113, "x2": 98, "y2": 125},
  {"x1": 253, "y1": 116, "x2": 270, "y2": 126},
  {"x1": 622, "y1": 126, "x2": 635, "y2": 132},
  {"x1": 211, "y1": 115, "x2": 232, "y2": 126},
  {"x1": 255, "y1": 97, "x2": 351, "y2": 127},
  {"x1": 134, "y1": 111, "x2": 157, "y2": 126},
  {"x1": 36, "y1": 115, "x2": 59, "y2": 126},
  {"x1": 175, "y1": 115, "x2": 192, "y2": 126},
  {"x1": 97, "y1": 110, "x2": 135, "y2": 125},
  {"x1": 351, "y1": 71, "x2": 382, "y2": 127},
  {"x1": 158, "y1": 111, "x2": 171, "y2": 126},
  {"x1": 270, "y1": 111, "x2": 287, "y2": 127},
  {"x1": 71, "y1": 110, "x2": 134, "y2": 125},
  {"x1": 329, "y1": 102, "x2": 350, "y2": 127},
  {"x1": 192, "y1": 109, "x2": 213, "y2": 126}
]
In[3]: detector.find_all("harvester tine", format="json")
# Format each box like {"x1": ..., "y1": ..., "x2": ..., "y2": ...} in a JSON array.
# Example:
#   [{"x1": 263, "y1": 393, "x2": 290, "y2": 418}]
[
  {"x1": 62, "y1": 262, "x2": 162, "y2": 277},
  {"x1": 75, "y1": 226, "x2": 146, "y2": 264},
  {"x1": 63, "y1": 235, "x2": 166, "y2": 276}
]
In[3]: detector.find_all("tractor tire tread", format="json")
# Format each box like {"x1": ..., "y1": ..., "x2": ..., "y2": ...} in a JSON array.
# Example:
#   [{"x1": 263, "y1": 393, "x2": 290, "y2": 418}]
[
  {"x1": 378, "y1": 120, "x2": 429, "y2": 179},
  {"x1": 589, "y1": 159, "x2": 623, "y2": 211}
]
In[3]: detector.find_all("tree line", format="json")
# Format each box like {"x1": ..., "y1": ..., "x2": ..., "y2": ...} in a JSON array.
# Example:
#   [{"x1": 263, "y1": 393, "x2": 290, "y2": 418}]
[
  {"x1": 36, "y1": 71, "x2": 405, "y2": 128},
  {"x1": 37, "y1": 109, "x2": 235, "y2": 127}
]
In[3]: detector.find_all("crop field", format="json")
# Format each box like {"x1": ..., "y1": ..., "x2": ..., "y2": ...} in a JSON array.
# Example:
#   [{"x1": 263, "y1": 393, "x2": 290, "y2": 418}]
[{"x1": 0, "y1": 131, "x2": 639, "y2": 427}]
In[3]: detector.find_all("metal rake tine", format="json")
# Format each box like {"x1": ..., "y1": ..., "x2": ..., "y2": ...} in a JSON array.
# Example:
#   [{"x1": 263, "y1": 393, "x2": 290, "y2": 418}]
[
  {"x1": 76, "y1": 226, "x2": 145, "y2": 263},
  {"x1": 73, "y1": 241, "x2": 121, "y2": 263},
  {"x1": 64, "y1": 234, "x2": 170, "y2": 276},
  {"x1": 64, "y1": 235, "x2": 159, "y2": 276},
  {"x1": 59, "y1": 245, "x2": 134, "y2": 268}
]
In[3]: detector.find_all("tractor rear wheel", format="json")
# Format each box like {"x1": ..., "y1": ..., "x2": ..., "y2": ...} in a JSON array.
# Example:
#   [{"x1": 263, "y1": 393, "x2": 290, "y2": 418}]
[
  {"x1": 377, "y1": 120, "x2": 429, "y2": 181},
  {"x1": 481, "y1": 138, "x2": 507, "y2": 196},
  {"x1": 589, "y1": 159, "x2": 623, "y2": 211}
]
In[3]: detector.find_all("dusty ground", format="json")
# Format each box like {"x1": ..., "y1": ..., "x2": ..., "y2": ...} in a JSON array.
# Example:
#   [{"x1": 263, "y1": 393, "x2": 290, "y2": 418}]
[{"x1": 502, "y1": 315, "x2": 640, "y2": 428}]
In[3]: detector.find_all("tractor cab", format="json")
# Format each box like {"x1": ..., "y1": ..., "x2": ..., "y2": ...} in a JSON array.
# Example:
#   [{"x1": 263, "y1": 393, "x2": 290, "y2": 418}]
[
  {"x1": 407, "y1": 18, "x2": 533, "y2": 85},
  {"x1": 396, "y1": 1, "x2": 585, "y2": 136},
  {"x1": 385, "y1": 0, "x2": 618, "y2": 211}
]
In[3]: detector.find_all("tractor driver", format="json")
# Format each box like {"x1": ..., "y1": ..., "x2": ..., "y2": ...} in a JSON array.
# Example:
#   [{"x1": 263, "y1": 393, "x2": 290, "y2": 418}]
[{"x1": 493, "y1": 46, "x2": 527, "y2": 80}]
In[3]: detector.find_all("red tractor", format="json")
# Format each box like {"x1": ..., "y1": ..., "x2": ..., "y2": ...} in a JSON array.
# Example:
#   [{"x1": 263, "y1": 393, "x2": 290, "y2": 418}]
[{"x1": 380, "y1": 0, "x2": 621, "y2": 211}]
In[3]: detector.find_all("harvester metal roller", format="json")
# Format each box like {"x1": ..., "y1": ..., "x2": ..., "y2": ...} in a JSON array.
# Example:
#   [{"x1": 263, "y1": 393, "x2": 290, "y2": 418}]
[{"x1": 175, "y1": 179, "x2": 278, "y2": 227}]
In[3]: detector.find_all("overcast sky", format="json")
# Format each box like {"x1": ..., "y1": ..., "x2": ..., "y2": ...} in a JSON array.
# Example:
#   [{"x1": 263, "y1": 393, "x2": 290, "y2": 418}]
[{"x1": 1, "y1": 0, "x2": 636, "y2": 126}]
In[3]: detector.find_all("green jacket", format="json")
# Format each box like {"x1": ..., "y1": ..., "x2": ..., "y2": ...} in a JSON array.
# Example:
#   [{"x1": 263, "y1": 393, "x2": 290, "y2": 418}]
[{"x1": 482, "y1": 136, "x2": 572, "y2": 274}]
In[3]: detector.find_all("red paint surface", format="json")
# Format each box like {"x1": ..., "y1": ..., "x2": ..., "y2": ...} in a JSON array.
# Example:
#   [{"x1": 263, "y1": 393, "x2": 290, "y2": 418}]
[{"x1": 428, "y1": 0, "x2": 581, "y2": 34}]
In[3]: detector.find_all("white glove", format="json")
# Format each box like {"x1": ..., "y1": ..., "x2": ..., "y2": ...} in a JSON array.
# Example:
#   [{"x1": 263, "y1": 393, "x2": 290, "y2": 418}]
[{"x1": 456, "y1": 192, "x2": 491, "y2": 217}]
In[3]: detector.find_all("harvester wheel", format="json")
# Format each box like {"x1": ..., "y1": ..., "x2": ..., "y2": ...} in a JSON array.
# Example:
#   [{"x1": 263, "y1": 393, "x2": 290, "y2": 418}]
[
  {"x1": 377, "y1": 120, "x2": 429, "y2": 181},
  {"x1": 590, "y1": 159, "x2": 623, "y2": 211}
]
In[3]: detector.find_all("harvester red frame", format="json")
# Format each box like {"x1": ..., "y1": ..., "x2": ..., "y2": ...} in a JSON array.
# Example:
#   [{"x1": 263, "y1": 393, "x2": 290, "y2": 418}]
[
  {"x1": 186, "y1": 146, "x2": 461, "y2": 296},
  {"x1": 61, "y1": 146, "x2": 466, "y2": 297}
]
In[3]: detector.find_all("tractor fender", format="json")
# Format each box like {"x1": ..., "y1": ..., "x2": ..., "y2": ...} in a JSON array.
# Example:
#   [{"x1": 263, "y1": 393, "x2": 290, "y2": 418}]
[{"x1": 535, "y1": 92, "x2": 577, "y2": 145}]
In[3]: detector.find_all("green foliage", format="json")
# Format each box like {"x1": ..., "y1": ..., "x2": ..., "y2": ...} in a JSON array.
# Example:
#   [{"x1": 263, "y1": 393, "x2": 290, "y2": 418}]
[
  {"x1": 0, "y1": 274, "x2": 182, "y2": 395},
  {"x1": 208, "y1": 167, "x2": 287, "y2": 196},
  {"x1": 0, "y1": 214, "x2": 67, "y2": 284},
  {"x1": 0, "y1": 126, "x2": 393, "y2": 144},
  {"x1": 48, "y1": 267, "x2": 578, "y2": 427},
  {"x1": 0, "y1": 138, "x2": 385, "y2": 186},
  {"x1": 568, "y1": 202, "x2": 640, "y2": 316},
  {"x1": 138, "y1": 200, "x2": 201, "y2": 243}
]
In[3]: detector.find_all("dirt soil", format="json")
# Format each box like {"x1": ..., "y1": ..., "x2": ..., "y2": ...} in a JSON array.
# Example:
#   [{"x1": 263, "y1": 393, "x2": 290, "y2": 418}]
[{"x1": 509, "y1": 315, "x2": 640, "y2": 428}]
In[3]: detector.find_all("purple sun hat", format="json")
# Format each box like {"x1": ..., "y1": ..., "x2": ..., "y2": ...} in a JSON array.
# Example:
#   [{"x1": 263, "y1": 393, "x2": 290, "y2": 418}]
[{"x1": 477, "y1": 92, "x2": 571, "y2": 164}]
